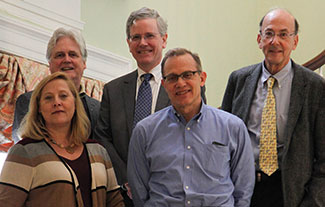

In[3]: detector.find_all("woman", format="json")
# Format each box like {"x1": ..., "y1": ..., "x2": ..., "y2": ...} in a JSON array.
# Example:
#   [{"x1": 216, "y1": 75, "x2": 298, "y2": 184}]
[{"x1": 0, "y1": 72, "x2": 124, "y2": 207}]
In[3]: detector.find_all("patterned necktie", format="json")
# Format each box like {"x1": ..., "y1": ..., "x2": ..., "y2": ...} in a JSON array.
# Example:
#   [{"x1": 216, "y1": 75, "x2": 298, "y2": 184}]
[
  {"x1": 259, "y1": 76, "x2": 278, "y2": 176},
  {"x1": 133, "y1": 73, "x2": 153, "y2": 127}
]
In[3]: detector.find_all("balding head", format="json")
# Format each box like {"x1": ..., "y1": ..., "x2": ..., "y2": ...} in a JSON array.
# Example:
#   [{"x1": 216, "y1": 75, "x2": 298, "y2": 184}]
[
  {"x1": 257, "y1": 8, "x2": 299, "y2": 74},
  {"x1": 259, "y1": 8, "x2": 299, "y2": 35}
]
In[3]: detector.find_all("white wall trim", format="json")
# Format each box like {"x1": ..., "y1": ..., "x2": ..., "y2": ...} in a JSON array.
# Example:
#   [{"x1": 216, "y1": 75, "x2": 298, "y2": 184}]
[
  {"x1": 0, "y1": 2, "x2": 132, "y2": 83},
  {"x1": 0, "y1": 0, "x2": 84, "y2": 31},
  {"x1": 86, "y1": 45, "x2": 132, "y2": 82},
  {"x1": 0, "y1": 13, "x2": 50, "y2": 64}
]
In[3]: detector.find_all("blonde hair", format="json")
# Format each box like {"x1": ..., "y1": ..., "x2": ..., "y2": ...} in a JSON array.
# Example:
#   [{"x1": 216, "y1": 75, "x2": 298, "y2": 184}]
[{"x1": 20, "y1": 72, "x2": 90, "y2": 145}]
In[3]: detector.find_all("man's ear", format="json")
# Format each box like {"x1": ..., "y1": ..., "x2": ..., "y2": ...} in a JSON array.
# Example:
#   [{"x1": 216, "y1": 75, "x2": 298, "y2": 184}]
[
  {"x1": 82, "y1": 60, "x2": 86, "y2": 71},
  {"x1": 257, "y1": 33, "x2": 263, "y2": 49},
  {"x1": 127, "y1": 38, "x2": 132, "y2": 52},
  {"x1": 292, "y1": 34, "x2": 299, "y2": 51},
  {"x1": 162, "y1": 33, "x2": 168, "y2": 49},
  {"x1": 200, "y1": 71, "x2": 207, "y2": 87}
]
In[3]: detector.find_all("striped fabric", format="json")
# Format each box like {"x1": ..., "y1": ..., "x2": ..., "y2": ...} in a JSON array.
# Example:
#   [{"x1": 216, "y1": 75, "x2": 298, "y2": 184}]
[{"x1": 0, "y1": 138, "x2": 120, "y2": 207}]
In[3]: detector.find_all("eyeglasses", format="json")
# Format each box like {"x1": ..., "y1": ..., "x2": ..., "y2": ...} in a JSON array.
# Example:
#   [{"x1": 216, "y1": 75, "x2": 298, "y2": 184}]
[
  {"x1": 129, "y1": 32, "x2": 160, "y2": 42},
  {"x1": 163, "y1": 70, "x2": 200, "y2": 83},
  {"x1": 261, "y1": 30, "x2": 296, "y2": 41}
]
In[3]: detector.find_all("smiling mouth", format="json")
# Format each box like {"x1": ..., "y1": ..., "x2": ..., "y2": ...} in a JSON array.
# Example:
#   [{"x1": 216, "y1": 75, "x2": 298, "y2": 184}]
[
  {"x1": 137, "y1": 50, "x2": 152, "y2": 54},
  {"x1": 176, "y1": 90, "x2": 190, "y2": 96},
  {"x1": 269, "y1": 47, "x2": 283, "y2": 53},
  {"x1": 61, "y1": 67, "x2": 73, "y2": 71}
]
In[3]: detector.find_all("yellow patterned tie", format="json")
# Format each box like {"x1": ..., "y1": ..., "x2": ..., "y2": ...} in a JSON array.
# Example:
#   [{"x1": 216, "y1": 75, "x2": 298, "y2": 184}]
[{"x1": 259, "y1": 77, "x2": 278, "y2": 176}]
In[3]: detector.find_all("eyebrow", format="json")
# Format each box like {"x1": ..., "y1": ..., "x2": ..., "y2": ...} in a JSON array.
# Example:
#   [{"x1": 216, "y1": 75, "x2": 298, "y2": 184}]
[
  {"x1": 42, "y1": 89, "x2": 70, "y2": 96},
  {"x1": 264, "y1": 28, "x2": 290, "y2": 32},
  {"x1": 54, "y1": 50, "x2": 79, "y2": 54},
  {"x1": 131, "y1": 32, "x2": 157, "y2": 36}
]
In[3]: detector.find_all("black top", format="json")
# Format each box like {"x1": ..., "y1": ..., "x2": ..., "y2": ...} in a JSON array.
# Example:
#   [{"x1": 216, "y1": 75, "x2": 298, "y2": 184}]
[{"x1": 63, "y1": 147, "x2": 92, "y2": 207}]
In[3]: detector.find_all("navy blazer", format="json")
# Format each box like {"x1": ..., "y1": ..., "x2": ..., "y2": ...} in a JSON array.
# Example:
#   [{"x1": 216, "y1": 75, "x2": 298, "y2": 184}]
[{"x1": 221, "y1": 61, "x2": 325, "y2": 206}]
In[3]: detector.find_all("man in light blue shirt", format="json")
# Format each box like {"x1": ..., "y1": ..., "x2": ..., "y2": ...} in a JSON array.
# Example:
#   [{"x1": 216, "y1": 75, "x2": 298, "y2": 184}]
[{"x1": 127, "y1": 48, "x2": 255, "y2": 207}]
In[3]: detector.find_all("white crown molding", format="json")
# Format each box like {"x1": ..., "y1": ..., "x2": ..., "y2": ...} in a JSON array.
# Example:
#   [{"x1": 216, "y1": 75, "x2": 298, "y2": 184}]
[
  {"x1": 86, "y1": 45, "x2": 132, "y2": 82},
  {"x1": 0, "y1": 0, "x2": 84, "y2": 31},
  {"x1": 0, "y1": 13, "x2": 50, "y2": 64},
  {"x1": 0, "y1": 7, "x2": 132, "y2": 82}
]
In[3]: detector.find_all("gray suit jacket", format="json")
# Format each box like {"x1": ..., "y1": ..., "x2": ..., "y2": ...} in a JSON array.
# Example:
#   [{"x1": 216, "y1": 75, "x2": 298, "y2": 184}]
[
  {"x1": 221, "y1": 61, "x2": 325, "y2": 207},
  {"x1": 94, "y1": 70, "x2": 206, "y2": 184},
  {"x1": 12, "y1": 91, "x2": 100, "y2": 142}
]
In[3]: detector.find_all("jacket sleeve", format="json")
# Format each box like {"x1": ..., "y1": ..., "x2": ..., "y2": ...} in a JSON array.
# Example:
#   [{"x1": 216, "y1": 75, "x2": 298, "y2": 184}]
[
  {"x1": 94, "y1": 84, "x2": 127, "y2": 185},
  {"x1": 12, "y1": 93, "x2": 31, "y2": 143},
  {"x1": 221, "y1": 72, "x2": 236, "y2": 112},
  {"x1": 300, "y1": 79, "x2": 325, "y2": 206}
]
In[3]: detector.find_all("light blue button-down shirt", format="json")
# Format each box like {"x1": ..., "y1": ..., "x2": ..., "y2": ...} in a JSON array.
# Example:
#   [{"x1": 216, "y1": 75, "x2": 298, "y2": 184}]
[{"x1": 128, "y1": 103, "x2": 255, "y2": 207}]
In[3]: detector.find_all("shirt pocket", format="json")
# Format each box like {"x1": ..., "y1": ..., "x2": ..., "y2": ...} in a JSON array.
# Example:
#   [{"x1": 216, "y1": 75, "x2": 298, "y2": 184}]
[{"x1": 203, "y1": 143, "x2": 230, "y2": 178}]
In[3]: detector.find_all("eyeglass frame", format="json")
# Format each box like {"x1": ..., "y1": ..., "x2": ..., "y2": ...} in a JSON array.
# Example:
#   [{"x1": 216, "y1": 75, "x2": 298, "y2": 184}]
[
  {"x1": 260, "y1": 30, "x2": 296, "y2": 41},
  {"x1": 163, "y1": 70, "x2": 201, "y2": 83},
  {"x1": 129, "y1": 32, "x2": 161, "y2": 43}
]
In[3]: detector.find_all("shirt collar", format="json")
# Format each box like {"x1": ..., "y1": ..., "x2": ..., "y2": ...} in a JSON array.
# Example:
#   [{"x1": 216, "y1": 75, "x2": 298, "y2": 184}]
[
  {"x1": 171, "y1": 101, "x2": 205, "y2": 124},
  {"x1": 79, "y1": 84, "x2": 86, "y2": 98},
  {"x1": 262, "y1": 60, "x2": 293, "y2": 88},
  {"x1": 137, "y1": 63, "x2": 162, "y2": 84}
]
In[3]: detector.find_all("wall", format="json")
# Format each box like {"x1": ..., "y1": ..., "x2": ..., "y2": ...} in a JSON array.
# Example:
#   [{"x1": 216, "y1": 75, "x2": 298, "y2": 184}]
[
  {"x1": 81, "y1": 0, "x2": 325, "y2": 107},
  {"x1": 0, "y1": 0, "x2": 132, "y2": 82}
]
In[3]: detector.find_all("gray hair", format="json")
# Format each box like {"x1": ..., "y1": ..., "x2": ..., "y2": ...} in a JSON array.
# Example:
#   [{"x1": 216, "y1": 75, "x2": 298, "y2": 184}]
[
  {"x1": 126, "y1": 7, "x2": 168, "y2": 39},
  {"x1": 46, "y1": 28, "x2": 87, "y2": 62}
]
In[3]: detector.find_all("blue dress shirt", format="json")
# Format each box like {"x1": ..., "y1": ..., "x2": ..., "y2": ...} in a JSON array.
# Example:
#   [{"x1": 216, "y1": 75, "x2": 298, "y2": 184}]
[{"x1": 128, "y1": 103, "x2": 255, "y2": 207}]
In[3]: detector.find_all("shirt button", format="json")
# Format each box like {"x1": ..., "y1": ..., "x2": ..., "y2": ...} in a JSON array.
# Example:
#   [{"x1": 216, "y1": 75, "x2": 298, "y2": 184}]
[
  {"x1": 187, "y1": 146, "x2": 191, "y2": 150},
  {"x1": 186, "y1": 165, "x2": 190, "y2": 169},
  {"x1": 197, "y1": 119, "x2": 200, "y2": 123},
  {"x1": 185, "y1": 186, "x2": 189, "y2": 189},
  {"x1": 187, "y1": 127, "x2": 190, "y2": 130},
  {"x1": 187, "y1": 200, "x2": 191, "y2": 204}
]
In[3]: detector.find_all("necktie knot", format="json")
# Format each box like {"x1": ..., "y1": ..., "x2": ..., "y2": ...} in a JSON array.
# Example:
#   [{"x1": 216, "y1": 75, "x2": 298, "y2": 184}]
[
  {"x1": 142, "y1": 73, "x2": 153, "y2": 84},
  {"x1": 267, "y1": 77, "x2": 275, "y2": 88}
]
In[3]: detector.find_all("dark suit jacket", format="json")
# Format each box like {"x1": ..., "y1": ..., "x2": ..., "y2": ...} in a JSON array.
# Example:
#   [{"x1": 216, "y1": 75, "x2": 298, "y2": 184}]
[
  {"x1": 221, "y1": 61, "x2": 325, "y2": 207},
  {"x1": 12, "y1": 91, "x2": 100, "y2": 141},
  {"x1": 95, "y1": 70, "x2": 206, "y2": 184}
]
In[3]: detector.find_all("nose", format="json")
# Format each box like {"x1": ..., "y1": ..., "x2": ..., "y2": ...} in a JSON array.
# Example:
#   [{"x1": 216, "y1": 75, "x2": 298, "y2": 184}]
[
  {"x1": 63, "y1": 54, "x2": 72, "y2": 62},
  {"x1": 53, "y1": 97, "x2": 62, "y2": 107},
  {"x1": 175, "y1": 76, "x2": 187, "y2": 87},
  {"x1": 139, "y1": 36, "x2": 148, "y2": 45},
  {"x1": 270, "y1": 34, "x2": 281, "y2": 45}
]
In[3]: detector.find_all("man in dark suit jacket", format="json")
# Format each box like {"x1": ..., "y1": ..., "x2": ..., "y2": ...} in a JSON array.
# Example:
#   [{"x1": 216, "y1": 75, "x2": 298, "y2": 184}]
[
  {"x1": 222, "y1": 8, "x2": 325, "y2": 207},
  {"x1": 13, "y1": 28, "x2": 100, "y2": 142},
  {"x1": 94, "y1": 7, "x2": 206, "y2": 206}
]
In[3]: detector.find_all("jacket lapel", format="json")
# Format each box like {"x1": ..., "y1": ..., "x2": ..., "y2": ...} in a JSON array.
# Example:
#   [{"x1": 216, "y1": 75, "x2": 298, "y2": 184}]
[
  {"x1": 240, "y1": 64, "x2": 262, "y2": 123},
  {"x1": 155, "y1": 85, "x2": 170, "y2": 112},
  {"x1": 283, "y1": 62, "x2": 306, "y2": 154},
  {"x1": 83, "y1": 95, "x2": 93, "y2": 123},
  {"x1": 122, "y1": 70, "x2": 137, "y2": 138}
]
